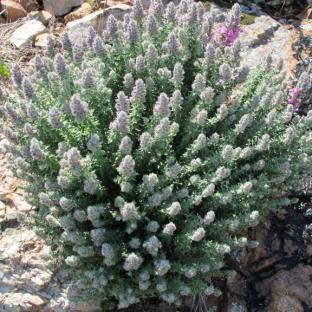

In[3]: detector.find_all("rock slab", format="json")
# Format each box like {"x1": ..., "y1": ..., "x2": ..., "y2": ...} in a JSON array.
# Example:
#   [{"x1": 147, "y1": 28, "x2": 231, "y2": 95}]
[
  {"x1": 43, "y1": 0, "x2": 84, "y2": 17},
  {"x1": 10, "y1": 20, "x2": 46, "y2": 49}
]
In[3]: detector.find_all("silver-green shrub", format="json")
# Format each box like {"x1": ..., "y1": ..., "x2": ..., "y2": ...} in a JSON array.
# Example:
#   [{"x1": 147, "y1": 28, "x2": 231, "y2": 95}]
[{"x1": 1, "y1": 0, "x2": 312, "y2": 309}]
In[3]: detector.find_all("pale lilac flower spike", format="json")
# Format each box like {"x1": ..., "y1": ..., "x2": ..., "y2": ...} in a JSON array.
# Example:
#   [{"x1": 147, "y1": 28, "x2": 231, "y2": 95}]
[
  {"x1": 132, "y1": 0, "x2": 144, "y2": 20},
  {"x1": 11, "y1": 63, "x2": 23, "y2": 87},
  {"x1": 60, "y1": 32, "x2": 72, "y2": 50},
  {"x1": 93, "y1": 35, "x2": 107, "y2": 57},
  {"x1": 107, "y1": 14, "x2": 118, "y2": 37},
  {"x1": 45, "y1": 35, "x2": 55, "y2": 57},
  {"x1": 69, "y1": 94, "x2": 89, "y2": 123},
  {"x1": 127, "y1": 20, "x2": 140, "y2": 44}
]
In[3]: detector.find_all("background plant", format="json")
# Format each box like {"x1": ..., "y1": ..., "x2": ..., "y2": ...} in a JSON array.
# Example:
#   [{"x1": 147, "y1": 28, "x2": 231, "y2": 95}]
[{"x1": 1, "y1": 0, "x2": 312, "y2": 309}]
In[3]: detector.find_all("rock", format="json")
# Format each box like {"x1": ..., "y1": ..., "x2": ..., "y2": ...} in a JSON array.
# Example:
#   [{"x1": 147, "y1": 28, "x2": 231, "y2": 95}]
[
  {"x1": 105, "y1": 0, "x2": 132, "y2": 7},
  {"x1": 16, "y1": 0, "x2": 38, "y2": 12},
  {"x1": 1, "y1": 0, "x2": 27, "y2": 22},
  {"x1": 227, "y1": 302, "x2": 248, "y2": 312},
  {"x1": 268, "y1": 296, "x2": 303, "y2": 312},
  {"x1": 301, "y1": 19, "x2": 312, "y2": 38},
  {"x1": 266, "y1": 265, "x2": 312, "y2": 308},
  {"x1": 43, "y1": 0, "x2": 84, "y2": 17},
  {"x1": 9, "y1": 19, "x2": 46, "y2": 49},
  {"x1": 35, "y1": 33, "x2": 51, "y2": 48},
  {"x1": 5, "y1": 192, "x2": 32, "y2": 212},
  {"x1": 66, "y1": 4, "x2": 131, "y2": 41},
  {"x1": 0, "y1": 292, "x2": 46, "y2": 311},
  {"x1": 69, "y1": 300, "x2": 102, "y2": 311},
  {"x1": 104, "y1": 3, "x2": 137, "y2": 20},
  {"x1": 240, "y1": 14, "x2": 299, "y2": 78},
  {"x1": 0, "y1": 201, "x2": 5, "y2": 218},
  {"x1": 28, "y1": 10, "x2": 53, "y2": 26},
  {"x1": 64, "y1": 2, "x2": 92, "y2": 23},
  {"x1": 21, "y1": 268, "x2": 52, "y2": 291}
]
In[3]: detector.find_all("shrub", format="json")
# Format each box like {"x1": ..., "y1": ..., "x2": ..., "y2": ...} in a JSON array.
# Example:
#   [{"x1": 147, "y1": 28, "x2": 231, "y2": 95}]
[{"x1": 1, "y1": 0, "x2": 312, "y2": 309}]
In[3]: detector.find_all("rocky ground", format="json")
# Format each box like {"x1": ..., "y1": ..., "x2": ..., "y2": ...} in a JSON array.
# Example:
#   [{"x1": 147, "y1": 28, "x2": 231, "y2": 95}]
[{"x1": 0, "y1": 0, "x2": 312, "y2": 311}]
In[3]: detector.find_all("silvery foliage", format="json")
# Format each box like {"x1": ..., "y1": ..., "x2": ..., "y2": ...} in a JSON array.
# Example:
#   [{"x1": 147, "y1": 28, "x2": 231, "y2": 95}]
[{"x1": 2, "y1": 0, "x2": 312, "y2": 308}]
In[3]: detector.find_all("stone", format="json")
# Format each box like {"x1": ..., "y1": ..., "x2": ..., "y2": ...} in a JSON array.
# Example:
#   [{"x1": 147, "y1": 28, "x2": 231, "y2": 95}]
[
  {"x1": 66, "y1": 4, "x2": 131, "y2": 41},
  {"x1": 240, "y1": 15, "x2": 299, "y2": 78},
  {"x1": 1, "y1": 0, "x2": 27, "y2": 22},
  {"x1": 227, "y1": 302, "x2": 248, "y2": 312},
  {"x1": 21, "y1": 268, "x2": 52, "y2": 290},
  {"x1": 268, "y1": 296, "x2": 303, "y2": 312},
  {"x1": 0, "y1": 201, "x2": 5, "y2": 218},
  {"x1": 28, "y1": 10, "x2": 53, "y2": 26},
  {"x1": 1, "y1": 292, "x2": 46, "y2": 311},
  {"x1": 268, "y1": 265, "x2": 312, "y2": 307},
  {"x1": 9, "y1": 19, "x2": 46, "y2": 49},
  {"x1": 301, "y1": 19, "x2": 312, "y2": 38},
  {"x1": 69, "y1": 300, "x2": 102, "y2": 311},
  {"x1": 43, "y1": 0, "x2": 84, "y2": 17},
  {"x1": 64, "y1": 2, "x2": 92, "y2": 23},
  {"x1": 105, "y1": 0, "x2": 132, "y2": 7},
  {"x1": 5, "y1": 192, "x2": 32, "y2": 212},
  {"x1": 16, "y1": 0, "x2": 38, "y2": 12},
  {"x1": 35, "y1": 33, "x2": 51, "y2": 48}
]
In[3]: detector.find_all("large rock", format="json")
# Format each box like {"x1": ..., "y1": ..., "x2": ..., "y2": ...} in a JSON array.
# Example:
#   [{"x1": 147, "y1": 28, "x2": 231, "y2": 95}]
[
  {"x1": 66, "y1": 4, "x2": 131, "y2": 41},
  {"x1": 43, "y1": 0, "x2": 84, "y2": 17},
  {"x1": 1, "y1": 0, "x2": 27, "y2": 22},
  {"x1": 10, "y1": 19, "x2": 46, "y2": 49}
]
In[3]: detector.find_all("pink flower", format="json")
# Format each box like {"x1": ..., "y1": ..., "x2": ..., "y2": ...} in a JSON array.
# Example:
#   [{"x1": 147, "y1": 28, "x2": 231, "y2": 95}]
[
  {"x1": 218, "y1": 24, "x2": 242, "y2": 47},
  {"x1": 217, "y1": 4, "x2": 242, "y2": 47},
  {"x1": 289, "y1": 87, "x2": 300, "y2": 97}
]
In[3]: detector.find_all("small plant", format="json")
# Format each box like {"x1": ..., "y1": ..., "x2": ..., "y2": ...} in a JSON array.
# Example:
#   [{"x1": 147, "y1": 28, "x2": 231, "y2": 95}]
[
  {"x1": 240, "y1": 13, "x2": 256, "y2": 25},
  {"x1": 1, "y1": 0, "x2": 312, "y2": 309},
  {"x1": 0, "y1": 59, "x2": 10, "y2": 79}
]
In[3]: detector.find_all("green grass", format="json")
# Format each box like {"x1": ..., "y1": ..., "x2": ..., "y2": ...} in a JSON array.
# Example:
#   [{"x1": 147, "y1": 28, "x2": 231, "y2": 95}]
[
  {"x1": 0, "y1": 59, "x2": 10, "y2": 79},
  {"x1": 241, "y1": 13, "x2": 256, "y2": 25}
]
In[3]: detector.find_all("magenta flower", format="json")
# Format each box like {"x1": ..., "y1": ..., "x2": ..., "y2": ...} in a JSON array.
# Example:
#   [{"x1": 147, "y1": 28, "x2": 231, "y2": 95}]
[
  {"x1": 218, "y1": 24, "x2": 242, "y2": 47},
  {"x1": 217, "y1": 3, "x2": 242, "y2": 47}
]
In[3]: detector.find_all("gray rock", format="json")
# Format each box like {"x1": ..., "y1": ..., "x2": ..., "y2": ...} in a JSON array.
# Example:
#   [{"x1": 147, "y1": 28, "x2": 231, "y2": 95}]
[
  {"x1": 9, "y1": 19, "x2": 46, "y2": 49},
  {"x1": 43, "y1": 0, "x2": 83, "y2": 17},
  {"x1": 239, "y1": 14, "x2": 297, "y2": 77}
]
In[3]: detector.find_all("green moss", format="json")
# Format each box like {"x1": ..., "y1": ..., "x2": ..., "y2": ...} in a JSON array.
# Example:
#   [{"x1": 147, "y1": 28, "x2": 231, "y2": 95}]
[
  {"x1": 0, "y1": 59, "x2": 10, "y2": 79},
  {"x1": 241, "y1": 13, "x2": 256, "y2": 25},
  {"x1": 203, "y1": 1, "x2": 211, "y2": 12}
]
